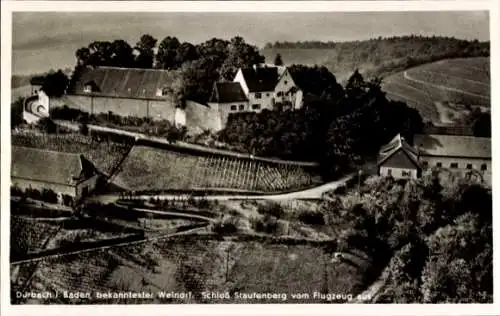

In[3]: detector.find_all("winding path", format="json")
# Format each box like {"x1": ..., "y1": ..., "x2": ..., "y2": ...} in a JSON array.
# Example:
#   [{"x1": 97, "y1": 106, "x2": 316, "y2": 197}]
[
  {"x1": 87, "y1": 173, "x2": 355, "y2": 204},
  {"x1": 403, "y1": 70, "x2": 490, "y2": 99}
]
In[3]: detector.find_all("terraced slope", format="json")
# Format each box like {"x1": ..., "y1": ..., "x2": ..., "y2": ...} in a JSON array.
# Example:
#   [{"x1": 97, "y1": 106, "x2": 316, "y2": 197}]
[
  {"x1": 382, "y1": 57, "x2": 490, "y2": 125},
  {"x1": 111, "y1": 145, "x2": 320, "y2": 193}
]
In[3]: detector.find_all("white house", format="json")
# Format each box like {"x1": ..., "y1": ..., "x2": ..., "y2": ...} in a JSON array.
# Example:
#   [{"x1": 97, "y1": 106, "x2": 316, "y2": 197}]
[
  {"x1": 377, "y1": 134, "x2": 421, "y2": 179},
  {"x1": 233, "y1": 65, "x2": 280, "y2": 111},
  {"x1": 274, "y1": 68, "x2": 304, "y2": 111},
  {"x1": 207, "y1": 82, "x2": 250, "y2": 128}
]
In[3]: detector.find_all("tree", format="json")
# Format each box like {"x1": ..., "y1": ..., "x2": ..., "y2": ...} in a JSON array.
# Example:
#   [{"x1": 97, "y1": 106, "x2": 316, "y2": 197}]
[
  {"x1": 41, "y1": 70, "x2": 69, "y2": 97},
  {"x1": 135, "y1": 34, "x2": 158, "y2": 68},
  {"x1": 75, "y1": 47, "x2": 90, "y2": 66},
  {"x1": 110, "y1": 40, "x2": 135, "y2": 68},
  {"x1": 156, "y1": 36, "x2": 181, "y2": 69},
  {"x1": 219, "y1": 36, "x2": 265, "y2": 81},
  {"x1": 345, "y1": 69, "x2": 366, "y2": 99},
  {"x1": 472, "y1": 112, "x2": 491, "y2": 137},
  {"x1": 274, "y1": 53, "x2": 284, "y2": 66}
]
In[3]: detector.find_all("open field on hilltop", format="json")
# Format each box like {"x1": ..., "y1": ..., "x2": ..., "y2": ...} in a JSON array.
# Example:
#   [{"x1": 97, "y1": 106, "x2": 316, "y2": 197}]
[
  {"x1": 11, "y1": 133, "x2": 132, "y2": 175},
  {"x1": 111, "y1": 145, "x2": 318, "y2": 193},
  {"x1": 11, "y1": 239, "x2": 371, "y2": 304},
  {"x1": 382, "y1": 57, "x2": 490, "y2": 124}
]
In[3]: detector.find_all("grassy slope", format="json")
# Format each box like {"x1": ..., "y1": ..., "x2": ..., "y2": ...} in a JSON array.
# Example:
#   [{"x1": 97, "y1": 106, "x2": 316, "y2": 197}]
[{"x1": 382, "y1": 57, "x2": 490, "y2": 124}]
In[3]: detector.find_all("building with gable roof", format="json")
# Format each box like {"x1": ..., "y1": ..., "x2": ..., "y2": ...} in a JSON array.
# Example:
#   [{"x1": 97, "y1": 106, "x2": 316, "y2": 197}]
[
  {"x1": 11, "y1": 146, "x2": 100, "y2": 200},
  {"x1": 64, "y1": 66, "x2": 184, "y2": 123},
  {"x1": 378, "y1": 133, "x2": 491, "y2": 184},
  {"x1": 377, "y1": 134, "x2": 421, "y2": 179},
  {"x1": 207, "y1": 82, "x2": 249, "y2": 128}
]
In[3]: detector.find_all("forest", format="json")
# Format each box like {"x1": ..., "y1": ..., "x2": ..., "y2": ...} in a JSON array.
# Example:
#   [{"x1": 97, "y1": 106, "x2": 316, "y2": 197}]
[
  {"x1": 325, "y1": 171, "x2": 492, "y2": 302},
  {"x1": 265, "y1": 35, "x2": 490, "y2": 79}
]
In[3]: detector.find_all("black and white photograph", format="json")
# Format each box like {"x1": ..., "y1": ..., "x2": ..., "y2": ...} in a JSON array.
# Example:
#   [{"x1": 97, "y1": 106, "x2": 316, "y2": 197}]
[{"x1": 1, "y1": 0, "x2": 497, "y2": 311}]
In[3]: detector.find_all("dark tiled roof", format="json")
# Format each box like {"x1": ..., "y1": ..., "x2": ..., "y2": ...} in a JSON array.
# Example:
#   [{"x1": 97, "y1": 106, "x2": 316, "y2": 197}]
[
  {"x1": 11, "y1": 146, "x2": 93, "y2": 186},
  {"x1": 240, "y1": 67, "x2": 279, "y2": 92},
  {"x1": 70, "y1": 66, "x2": 179, "y2": 100},
  {"x1": 378, "y1": 134, "x2": 420, "y2": 167},
  {"x1": 414, "y1": 134, "x2": 491, "y2": 159},
  {"x1": 209, "y1": 82, "x2": 248, "y2": 103}
]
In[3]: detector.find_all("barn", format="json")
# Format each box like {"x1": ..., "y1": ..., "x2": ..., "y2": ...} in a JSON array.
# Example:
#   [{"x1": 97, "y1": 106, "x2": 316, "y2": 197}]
[
  {"x1": 64, "y1": 66, "x2": 184, "y2": 123},
  {"x1": 11, "y1": 146, "x2": 100, "y2": 201},
  {"x1": 414, "y1": 134, "x2": 491, "y2": 184}
]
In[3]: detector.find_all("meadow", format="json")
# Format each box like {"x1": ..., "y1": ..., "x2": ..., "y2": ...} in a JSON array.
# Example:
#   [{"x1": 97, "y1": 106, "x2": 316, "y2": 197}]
[{"x1": 382, "y1": 57, "x2": 490, "y2": 124}]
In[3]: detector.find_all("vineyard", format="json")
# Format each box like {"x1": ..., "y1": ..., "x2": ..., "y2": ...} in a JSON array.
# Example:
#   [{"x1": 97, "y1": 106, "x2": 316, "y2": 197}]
[
  {"x1": 111, "y1": 145, "x2": 320, "y2": 193},
  {"x1": 382, "y1": 57, "x2": 490, "y2": 124},
  {"x1": 11, "y1": 216, "x2": 60, "y2": 256},
  {"x1": 11, "y1": 133, "x2": 132, "y2": 175},
  {"x1": 11, "y1": 240, "x2": 372, "y2": 304}
]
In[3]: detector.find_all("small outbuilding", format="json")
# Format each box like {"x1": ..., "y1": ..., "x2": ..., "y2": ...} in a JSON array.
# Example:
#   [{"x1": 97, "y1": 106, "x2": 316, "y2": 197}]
[{"x1": 377, "y1": 134, "x2": 420, "y2": 179}]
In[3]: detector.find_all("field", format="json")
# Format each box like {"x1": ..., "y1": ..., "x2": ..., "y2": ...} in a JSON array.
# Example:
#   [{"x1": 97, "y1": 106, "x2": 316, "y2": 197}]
[
  {"x1": 11, "y1": 239, "x2": 371, "y2": 304},
  {"x1": 382, "y1": 57, "x2": 490, "y2": 125},
  {"x1": 11, "y1": 133, "x2": 132, "y2": 175},
  {"x1": 11, "y1": 216, "x2": 60, "y2": 256},
  {"x1": 112, "y1": 145, "x2": 319, "y2": 193}
]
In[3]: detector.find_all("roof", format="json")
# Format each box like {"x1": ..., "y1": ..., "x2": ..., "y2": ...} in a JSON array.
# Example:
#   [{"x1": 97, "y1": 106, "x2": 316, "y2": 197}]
[
  {"x1": 414, "y1": 134, "x2": 491, "y2": 159},
  {"x1": 209, "y1": 82, "x2": 248, "y2": 103},
  {"x1": 378, "y1": 134, "x2": 420, "y2": 167},
  {"x1": 11, "y1": 146, "x2": 93, "y2": 186},
  {"x1": 240, "y1": 66, "x2": 279, "y2": 92},
  {"x1": 69, "y1": 66, "x2": 179, "y2": 100},
  {"x1": 422, "y1": 124, "x2": 474, "y2": 136}
]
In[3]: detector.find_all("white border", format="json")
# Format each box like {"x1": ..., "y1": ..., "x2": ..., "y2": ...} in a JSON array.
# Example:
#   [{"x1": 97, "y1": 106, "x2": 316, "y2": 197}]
[{"x1": 1, "y1": 1, "x2": 498, "y2": 316}]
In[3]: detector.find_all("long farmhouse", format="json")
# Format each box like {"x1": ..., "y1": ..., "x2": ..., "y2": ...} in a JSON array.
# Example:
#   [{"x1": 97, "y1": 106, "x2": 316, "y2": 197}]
[
  {"x1": 377, "y1": 133, "x2": 491, "y2": 185},
  {"x1": 66, "y1": 66, "x2": 183, "y2": 122}
]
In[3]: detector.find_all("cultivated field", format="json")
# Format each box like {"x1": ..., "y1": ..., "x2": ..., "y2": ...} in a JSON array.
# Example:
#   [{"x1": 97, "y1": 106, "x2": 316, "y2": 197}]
[
  {"x1": 382, "y1": 57, "x2": 490, "y2": 124},
  {"x1": 11, "y1": 216, "x2": 60, "y2": 256},
  {"x1": 11, "y1": 133, "x2": 132, "y2": 175},
  {"x1": 112, "y1": 145, "x2": 319, "y2": 193},
  {"x1": 11, "y1": 239, "x2": 371, "y2": 304}
]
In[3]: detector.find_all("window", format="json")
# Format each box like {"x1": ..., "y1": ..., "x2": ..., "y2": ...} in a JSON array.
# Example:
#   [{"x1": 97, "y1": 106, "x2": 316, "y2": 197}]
[
  {"x1": 402, "y1": 171, "x2": 410, "y2": 177},
  {"x1": 466, "y1": 164, "x2": 473, "y2": 170},
  {"x1": 239, "y1": 104, "x2": 244, "y2": 111},
  {"x1": 230, "y1": 105, "x2": 237, "y2": 111},
  {"x1": 481, "y1": 164, "x2": 487, "y2": 171},
  {"x1": 84, "y1": 85, "x2": 92, "y2": 93},
  {"x1": 422, "y1": 161, "x2": 428, "y2": 168},
  {"x1": 277, "y1": 92, "x2": 283, "y2": 97},
  {"x1": 255, "y1": 92, "x2": 262, "y2": 99},
  {"x1": 450, "y1": 163, "x2": 458, "y2": 169},
  {"x1": 284, "y1": 80, "x2": 288, "y2": 85},
  {"x1": 436, "y1": 162, "x2": 442, "y2": 168},
  {"x1": 252, "y1": 104, "x2": 261, "y2": 110},
  {"x1": 387, "y1": 169, "x2": 392, "y2": 176},
  {"x1": 266, "y1": 93, "x2": 270, "y2": 97}
]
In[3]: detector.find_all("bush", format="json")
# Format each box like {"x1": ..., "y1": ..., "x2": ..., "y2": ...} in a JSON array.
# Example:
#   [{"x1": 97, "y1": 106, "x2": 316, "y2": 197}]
[
  {"x1": 298, "y1": 210, "x2": 325, "y2": 225},
  {"x1": 251, "y1": 214, "x2": 279, "y2": 234},
  {"x1": 41, "y1": 188, "x2": 58, "y2": 204},
  {"x1": 212, "y1": 216, "x2": 240, "y2": 235},
  {"x1": 10, "y1": 186, "x2": 23, "y2": 197},
  {"x1": 257, "y1": 202, "x2": 284, "y2": 219}
]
